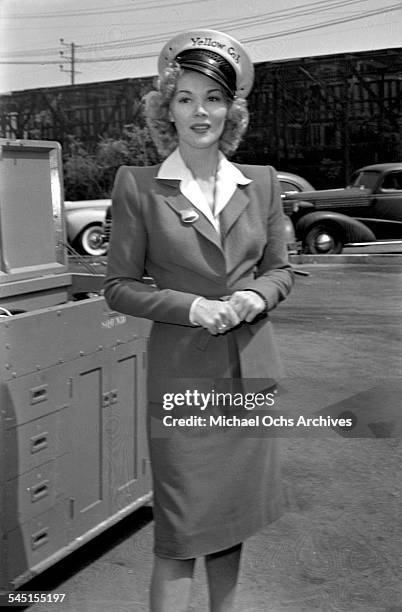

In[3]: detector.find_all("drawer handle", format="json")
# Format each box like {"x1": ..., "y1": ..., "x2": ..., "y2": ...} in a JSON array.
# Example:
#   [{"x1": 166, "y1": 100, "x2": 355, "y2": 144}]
[
  {"x1": 30, "y1": 480, "x2": 49, "y2": 503},
  {"x1": 30, "y1": 433, "x2": 48, "y2": 454},
  {"x1": 31, "y1": 528, "x2": 49, "y2": 550},
  {"x1": 30, "y1": 384, "x2": 48, "y2": 405}
]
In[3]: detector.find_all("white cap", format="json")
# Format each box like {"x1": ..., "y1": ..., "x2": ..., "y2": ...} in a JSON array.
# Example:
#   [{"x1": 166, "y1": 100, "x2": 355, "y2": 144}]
[{"x1": 158, "y1": 29, "x2": 254, "y2": 98}]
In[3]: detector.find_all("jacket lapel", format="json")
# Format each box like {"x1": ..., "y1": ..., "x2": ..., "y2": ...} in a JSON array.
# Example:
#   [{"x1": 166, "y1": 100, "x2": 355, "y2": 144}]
[
  {"x1": 156, "y1": 178, "x2": 223, "y2": 252},
  {"x1": 219, "y1": 186, "x2": 250, "y2": 239}
]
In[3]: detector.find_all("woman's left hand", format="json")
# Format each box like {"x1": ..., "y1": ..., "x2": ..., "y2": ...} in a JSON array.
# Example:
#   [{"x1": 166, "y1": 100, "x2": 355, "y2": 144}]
[{"x1": 227, "y1": 291, "x2": 266, "y2": 323}]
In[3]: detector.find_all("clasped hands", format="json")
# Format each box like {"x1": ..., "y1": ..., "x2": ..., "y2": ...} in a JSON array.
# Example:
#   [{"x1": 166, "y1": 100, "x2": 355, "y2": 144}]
[{"x1": 191, "y1": 290, "x2": 266, "y2": 335}]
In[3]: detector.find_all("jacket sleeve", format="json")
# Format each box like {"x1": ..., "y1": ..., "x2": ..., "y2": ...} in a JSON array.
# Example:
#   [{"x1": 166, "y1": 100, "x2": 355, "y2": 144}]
[
  {"x1": 103, "y1": 166, "x2": 199, "y2": 325},
  {"x1": 244, "y1": 166, "x2": 294, "y2": 310}
]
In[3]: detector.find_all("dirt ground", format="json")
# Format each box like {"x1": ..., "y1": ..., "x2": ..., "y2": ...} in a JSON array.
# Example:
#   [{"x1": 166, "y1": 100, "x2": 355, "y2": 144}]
[{"x1": 10, "y1": 262, "x2": 402, "y2": 612}]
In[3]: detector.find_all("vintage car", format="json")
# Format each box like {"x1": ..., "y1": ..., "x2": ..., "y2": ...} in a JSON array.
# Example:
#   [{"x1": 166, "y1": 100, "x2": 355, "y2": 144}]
[
  {"x1": 64, "y1": 199, "x2": 110, "y2": 256},
  {"x1": 277, "y1": 171, "x2": 315, "y2": 195},
  {"x1": 283, "y1": 162, "x2": 402, "y2": 254}
]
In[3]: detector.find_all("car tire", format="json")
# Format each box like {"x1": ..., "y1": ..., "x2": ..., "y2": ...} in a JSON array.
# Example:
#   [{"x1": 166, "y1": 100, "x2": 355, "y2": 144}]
[
  {"x1": 304, "y1": 224, "x2": 344, "y2": 254},
  {"x1": 74, "y1": 223, "x2": 107, "y2": 256}
]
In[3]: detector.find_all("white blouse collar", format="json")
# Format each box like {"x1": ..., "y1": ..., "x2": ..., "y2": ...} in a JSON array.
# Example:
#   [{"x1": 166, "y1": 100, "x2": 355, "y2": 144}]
[
  {"x1": 157, "y1": 148, "x2": 251, "y2": 185},
  {"x1": 157, "y1": 148, "x2": 252, "y2": 233}
]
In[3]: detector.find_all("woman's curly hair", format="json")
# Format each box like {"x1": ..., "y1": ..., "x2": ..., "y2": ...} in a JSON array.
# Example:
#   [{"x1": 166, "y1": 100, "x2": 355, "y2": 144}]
[{"x1": 143, "y1": 62, "x2": 249, "y2": 158}]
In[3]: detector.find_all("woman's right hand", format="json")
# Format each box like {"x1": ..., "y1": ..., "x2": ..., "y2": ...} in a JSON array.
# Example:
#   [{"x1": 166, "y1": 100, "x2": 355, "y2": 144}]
[{"x1": 191, "y1": 298, "x2": 241, "y2": 335}]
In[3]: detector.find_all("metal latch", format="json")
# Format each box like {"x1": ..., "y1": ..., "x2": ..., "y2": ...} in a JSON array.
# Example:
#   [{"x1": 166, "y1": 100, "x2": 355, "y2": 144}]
[{"x1": 102, "y1": 390, "x2": 118, "y2": 407}]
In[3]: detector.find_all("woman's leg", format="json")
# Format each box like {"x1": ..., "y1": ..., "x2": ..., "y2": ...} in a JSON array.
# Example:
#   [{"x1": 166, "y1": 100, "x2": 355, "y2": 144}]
[
  {"x1": 205, "y1": 544, "x2": 243, "y2": 612},
  {"x1": 150, "y1": 554, "x2": 195, "y2": 612}
]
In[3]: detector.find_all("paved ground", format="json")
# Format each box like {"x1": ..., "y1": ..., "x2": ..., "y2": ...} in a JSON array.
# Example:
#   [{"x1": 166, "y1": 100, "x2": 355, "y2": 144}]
[{"x1": 9, "y1": 262, "x2": 402, "y2": 612}]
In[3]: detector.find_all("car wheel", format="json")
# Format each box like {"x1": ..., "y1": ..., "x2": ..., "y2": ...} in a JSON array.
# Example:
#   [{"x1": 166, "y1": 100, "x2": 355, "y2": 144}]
[
  {"x1": 304, "y1": 224, "x2": 344, "y2": 254},
  {"x1": 75, "y1": 224, "x2": 107, "y2": 256}
]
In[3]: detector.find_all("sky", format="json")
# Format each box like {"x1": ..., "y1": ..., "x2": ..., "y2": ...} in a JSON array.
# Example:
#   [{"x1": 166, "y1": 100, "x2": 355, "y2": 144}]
[{"x1": 0, "y1": 0, "x2": 401, "y2": 94}]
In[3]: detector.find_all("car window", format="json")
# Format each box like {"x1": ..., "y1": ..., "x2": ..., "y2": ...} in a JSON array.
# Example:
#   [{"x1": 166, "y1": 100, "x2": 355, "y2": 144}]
[
  {"x1": 380, "y1": 172, "x2": 402, "y2": 191},
  {"x1": 279, "y1": 180, "x2": 301, "y2": 193},
  {"x1": 349, "y1": 170, "x2": 380, "y2": 190}
]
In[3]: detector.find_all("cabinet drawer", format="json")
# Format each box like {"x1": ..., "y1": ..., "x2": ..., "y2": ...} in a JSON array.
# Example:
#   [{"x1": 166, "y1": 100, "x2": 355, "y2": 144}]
[
  {"x1": 5, "y1": 408, "x2": 70, "y2": 479},
  {"x1": 3, "y1": 366, "x2": 71, "y2": 429},
  {"x1": 5, "y1": 456, "x2": 69, "y2": 531},
  {"x1": 6, "y1": 501, "x2": 70, "y2": 587}
]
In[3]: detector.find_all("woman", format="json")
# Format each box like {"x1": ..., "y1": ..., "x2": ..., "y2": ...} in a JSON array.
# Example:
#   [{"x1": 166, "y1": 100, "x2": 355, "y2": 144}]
[{"x1": 104, "y1": 29, "x2": 294, "y2": 612}]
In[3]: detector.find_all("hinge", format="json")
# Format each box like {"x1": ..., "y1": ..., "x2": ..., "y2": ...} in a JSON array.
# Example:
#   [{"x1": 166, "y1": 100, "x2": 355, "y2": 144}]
[
  {"x1": 68, "y1": 377, "x2": 73, "y2": 398},
  {"x1": 102, "y1": 390, "x2": 118, "y2": 407},
  {"x1": 69, "y1": 498, "x2": 75, "y2": 519}
]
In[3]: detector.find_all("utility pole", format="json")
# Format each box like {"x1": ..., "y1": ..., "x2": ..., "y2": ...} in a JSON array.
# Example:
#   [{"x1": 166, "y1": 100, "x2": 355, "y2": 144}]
[{"x1": 59, "y1": 39, "x2": 80, "y2": 84}]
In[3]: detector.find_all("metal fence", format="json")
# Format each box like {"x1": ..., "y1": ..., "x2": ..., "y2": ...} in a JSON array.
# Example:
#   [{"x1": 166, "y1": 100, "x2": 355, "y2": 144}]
[{"x1": 1, "y1": 47, "x2": 401, "y2": 188}]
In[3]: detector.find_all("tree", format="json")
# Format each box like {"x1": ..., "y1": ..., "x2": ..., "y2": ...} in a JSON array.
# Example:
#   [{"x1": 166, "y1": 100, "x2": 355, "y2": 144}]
[
  {"x1": 63, "y1": 125, "x2": 161, "y2": 200},
  {"x1": 63, "y1": 136, "x2": 103, "y2": 200}
]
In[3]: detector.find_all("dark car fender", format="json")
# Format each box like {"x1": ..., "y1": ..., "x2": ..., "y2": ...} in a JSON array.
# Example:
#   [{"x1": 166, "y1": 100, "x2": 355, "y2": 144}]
[{"x1": 295, "y1": 211, "x2": 376, "y2": 244}]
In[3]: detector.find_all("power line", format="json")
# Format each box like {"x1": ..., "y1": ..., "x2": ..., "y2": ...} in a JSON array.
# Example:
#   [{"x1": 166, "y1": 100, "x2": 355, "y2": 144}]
[
  {"x1": 0, "y1": 0, "x2": 389, "y2": 57},
  {"x1": 3, "y1": 0, "x2": 210, "y2": 19},
  {"x1": 0, "y1": 2, "x2": 400, "y2": 66},
  {"x1": 67, "y1": 0, "x2": 382, "y2": 54},
  {"x1": 243, "y1": 2, "x2": 402, "y2": 42}
]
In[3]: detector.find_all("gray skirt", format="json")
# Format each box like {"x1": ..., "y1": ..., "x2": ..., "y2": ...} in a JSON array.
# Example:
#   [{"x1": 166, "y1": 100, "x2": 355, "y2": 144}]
[{"x1": 147, "y1": 334, "x2": 284, "y2": 559}]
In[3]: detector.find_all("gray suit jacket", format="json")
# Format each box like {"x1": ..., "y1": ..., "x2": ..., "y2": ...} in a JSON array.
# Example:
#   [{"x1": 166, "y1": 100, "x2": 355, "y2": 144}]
[{"x1": 104, "y1": 163, "x2": 294, "y2": 400}]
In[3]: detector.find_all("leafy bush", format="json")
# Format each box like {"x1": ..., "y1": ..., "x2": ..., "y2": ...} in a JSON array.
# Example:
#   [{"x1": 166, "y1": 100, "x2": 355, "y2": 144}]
[
  {"x1": 63, "y1": 136, "x2": 103, "y2": 200},
  {"x1": 63, "y1": 125, "x2": 161, "y2": 200}
]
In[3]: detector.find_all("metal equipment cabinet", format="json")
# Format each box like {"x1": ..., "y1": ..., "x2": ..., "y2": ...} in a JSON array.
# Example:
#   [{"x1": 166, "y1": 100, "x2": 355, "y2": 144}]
[{"x1": 0, "y1": 139, "x2": 152, "y2": 590}]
